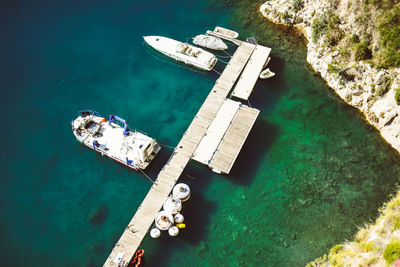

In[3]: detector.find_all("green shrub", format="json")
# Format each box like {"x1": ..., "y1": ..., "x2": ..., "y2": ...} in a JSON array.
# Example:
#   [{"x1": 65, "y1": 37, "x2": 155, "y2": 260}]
[
  {"x1": 330, "y1": 244, "x2": 343, "y2": 254},
  {"x1": 350, "y1": 34, "x2": 360, "y2": 44},
  {"x1": 328, "y1": 63, "x2": 343, "y2": 73},
  {"x1": 280, "y1": 11, "x2": 292, "y2": 20},
  {"x1": 293, "y1": 0, "x2": 304, "y2": 11},
  {"x1": 354, "y1": 40, "x2": 372, "y2": 60},
  {"x1": 311, "y1": 10, "x2": 343, "y2": 45},
  {"x1": 360, "y1": 241, "x2": 374, "y2": 252},
  {"x1": 327, "y1": 28, "x2": 344, "y2": 46},
  {"x1": 393, "y1": 215, "x2": 400, "y2": 230},
  {"x1": 378, "y1": 6, "x2": 400, "y2": 67},
  {"x1": 395, "y1": 88, "x2": 400, "y2": 105},
  {"x1": 383, "y1": 240, "x2": 400, "y2": 264},
  {"x1": 312, "y1": 16, "x2": 326, "y2": 42},
  {"x1": 375, "y1": 77, "x2": 392, "y2": 96}
]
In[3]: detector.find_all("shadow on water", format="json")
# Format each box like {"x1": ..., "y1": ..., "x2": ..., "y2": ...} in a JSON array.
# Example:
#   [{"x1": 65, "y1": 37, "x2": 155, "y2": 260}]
[
  {"x1": 248, "y1": 55, "x2": 287, "y2": 110},
  {"x1": 142, "y1": 162, "x2": 217, "y2": 266},
  {"x1": 229, "y1": 118, "x2": 279, "y2": 185}
]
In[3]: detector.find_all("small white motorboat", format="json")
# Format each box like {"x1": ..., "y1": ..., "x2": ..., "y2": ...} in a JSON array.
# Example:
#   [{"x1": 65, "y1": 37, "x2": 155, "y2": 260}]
[
  {"x1": 260, "y1": 68, "x2": 275, "y2": 79},
  {"x1": 213, "y1": 26, "x2": 239, "y2": 39},
  {"x1": 193, "y1": 34, "x2": 228, "y2": 50}
]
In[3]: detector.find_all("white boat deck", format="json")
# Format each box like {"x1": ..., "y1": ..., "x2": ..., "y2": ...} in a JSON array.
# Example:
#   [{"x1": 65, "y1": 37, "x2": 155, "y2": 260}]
[
  {"x1": 83, "y1": 122, "x2": 153, "y2": 169},
  {"x1": 231, "y1": 45, "x2": 271, "y2": 100}
]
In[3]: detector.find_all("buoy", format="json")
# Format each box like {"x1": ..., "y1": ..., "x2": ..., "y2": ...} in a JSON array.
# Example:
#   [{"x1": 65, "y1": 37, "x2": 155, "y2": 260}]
[
  {"x1": 163, "y1": 197, "x2": 182, "y2": 215},
  {"x1": 176, "y1": 223, "x2": 186, "y2": 229},
  {"x1": 155, "y1": 211, "x2": 174, "y2": 230},
  {"x1": 150, "y1": 228, "x2": 161, "y2": 238},
  {"x1": 174, "y1": 213, "x2": 184, "y2": 224},
  {"x1": 168, "y1": 226, "x2": 179, "y2": 236},
  {"x1": 172, "y1": 183, "x2": 191, "y2": 202}
]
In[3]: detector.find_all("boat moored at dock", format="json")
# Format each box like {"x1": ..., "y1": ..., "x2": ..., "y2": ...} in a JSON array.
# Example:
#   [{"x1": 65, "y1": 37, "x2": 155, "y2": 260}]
[
  {"x1": 143, "y1": 36, "x2": 217, "y2": 71},
  {"x1": 71, "y1": 110, "x2": 161, "y2": 170},
  {"x1": 193, "y1": 34, "x2": 228, "y2": 50},
  {"x1": 213, "y1": 26, "x2": 239, "y2": 39}
]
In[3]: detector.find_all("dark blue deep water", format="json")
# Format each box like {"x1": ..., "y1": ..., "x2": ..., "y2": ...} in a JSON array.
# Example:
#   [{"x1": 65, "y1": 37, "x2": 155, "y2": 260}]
[{"x1": 1, "y1": 0, "x2": 399, "y2": 266}]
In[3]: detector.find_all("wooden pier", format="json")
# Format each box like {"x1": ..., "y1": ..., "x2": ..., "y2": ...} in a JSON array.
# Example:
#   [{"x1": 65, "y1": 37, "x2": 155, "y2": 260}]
[
  {"x1": 104, "y1": 40, "x2": 270, "y2": 266},
  {"x1": 232, "y1": 45, "x2": 271, "y2": 100}
]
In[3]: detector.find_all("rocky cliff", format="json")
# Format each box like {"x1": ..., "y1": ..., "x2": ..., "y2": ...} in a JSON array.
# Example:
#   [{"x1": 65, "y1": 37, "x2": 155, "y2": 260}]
[{"x1": 260, "y1": 0, "x2": 400, "y2": 154}]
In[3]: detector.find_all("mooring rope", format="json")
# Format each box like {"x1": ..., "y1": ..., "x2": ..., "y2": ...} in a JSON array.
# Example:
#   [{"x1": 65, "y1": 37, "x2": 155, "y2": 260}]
[
  {"x1": 212, "y1": 68, "x2": 221, "y2": 75},
  {"x1": 139, "y1": 169, "x2": 155, "y2": 183},
  {"x1": 217, "y1": 55, "x2": 232, "y2": 59},
  {"x1": 218, "y1": 58, "x2": 229, "y2": 64},
  {"x1": 160, "y1": 143, "x2": 175, "y2": 149},
  {"x1": 222, "y1": 50, "x2": 232, "y2": 57}
]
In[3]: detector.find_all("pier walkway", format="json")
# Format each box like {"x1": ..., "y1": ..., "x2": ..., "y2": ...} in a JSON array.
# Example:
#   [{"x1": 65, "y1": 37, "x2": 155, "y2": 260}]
[
  {"x1": 232, "y1": 45, "x2": 271, "y2": 100},
  {"x1": 105, "y1": 39, "x2": 271, "y2": 266}
]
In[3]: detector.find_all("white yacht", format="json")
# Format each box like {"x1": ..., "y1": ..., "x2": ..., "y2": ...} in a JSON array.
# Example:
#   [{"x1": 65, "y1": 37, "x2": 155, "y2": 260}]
[
  {"x1": 71, "y1": 110, "x2": 161, "y2": 170},
  {"x1": 193, "y1": 34, "x2": 228, "y2": 50},
  {"x1": 144, "y1": 36, "x2": 217, "y2": 71}
]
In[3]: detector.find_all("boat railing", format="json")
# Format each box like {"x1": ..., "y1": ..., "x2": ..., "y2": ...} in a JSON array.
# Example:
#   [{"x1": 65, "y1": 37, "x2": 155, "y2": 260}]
[{"x1": 78, "y1": 109, "x2": 101, "y2": 117}]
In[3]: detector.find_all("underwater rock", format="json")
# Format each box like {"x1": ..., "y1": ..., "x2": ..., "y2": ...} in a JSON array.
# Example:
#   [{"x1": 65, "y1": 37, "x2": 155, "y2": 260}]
[
  {"x1": 341, "y1": 140, "x2": 352, "y2": 149},
  {"x1": 283, "y1": 241, "x2": 289, "y2": 248},
  {"x1": 88, "y1": 205, "x2": 109, "y2": 226},
  {"x1": 197, "y1": 241, "x2": 209, "y2": 253}
]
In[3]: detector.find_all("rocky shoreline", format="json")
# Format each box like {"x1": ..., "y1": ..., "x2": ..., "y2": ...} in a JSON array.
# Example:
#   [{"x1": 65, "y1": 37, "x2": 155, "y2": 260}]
[{"x1": 260, "y1": 0, "x2": 400, "y2": 154}]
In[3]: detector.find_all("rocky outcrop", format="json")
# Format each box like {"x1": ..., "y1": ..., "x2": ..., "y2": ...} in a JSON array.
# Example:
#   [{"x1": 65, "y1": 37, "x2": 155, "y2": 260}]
[
  {"x1": 260, "y1": 0, "x2": 400, "y2": 153},
  {"x1": 307, "y1": 191, "x2": 400, "y2": 266}
]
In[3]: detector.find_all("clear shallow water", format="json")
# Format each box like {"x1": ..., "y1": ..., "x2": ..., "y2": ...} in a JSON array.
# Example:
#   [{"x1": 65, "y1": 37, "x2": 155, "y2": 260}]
[{"x1": 1, "y1": 0, "x2": 399, "y2": 266}]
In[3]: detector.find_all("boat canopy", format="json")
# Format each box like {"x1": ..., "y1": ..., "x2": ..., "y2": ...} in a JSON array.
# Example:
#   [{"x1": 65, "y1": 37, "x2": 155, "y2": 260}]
[{"x1": 109, "y1": 114, "x2": 129, "y2": 136}]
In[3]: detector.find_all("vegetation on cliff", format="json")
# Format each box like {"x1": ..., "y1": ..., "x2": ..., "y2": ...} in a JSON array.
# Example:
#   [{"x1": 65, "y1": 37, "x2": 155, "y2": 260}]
[
  {"x1": 311, "y1": 0, "x2": 400, "y2": 68},
  {"x1": 307, "y1": 191, "x2": 400, "y2": 266}
]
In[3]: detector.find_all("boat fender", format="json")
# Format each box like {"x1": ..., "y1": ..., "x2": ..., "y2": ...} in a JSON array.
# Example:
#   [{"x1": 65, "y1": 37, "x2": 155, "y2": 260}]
[
  {"x1": 174, "y1": 213, "x2": 184, "y2": 224},
  {"x1": 168, "y1": 226, "x2": 179, "y2": 236},
  {"x1": 176, "y1": 223, "x2": 186, "y2": 229},
  {"x1": 150, "y1": 228, "x2": 161, "y2": 238}
]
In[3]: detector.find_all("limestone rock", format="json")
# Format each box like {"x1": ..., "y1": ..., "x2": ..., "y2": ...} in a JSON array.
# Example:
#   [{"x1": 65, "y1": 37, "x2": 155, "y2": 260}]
[{"x1": 260, "y1": 1, "x2": 400, "y2": 154}]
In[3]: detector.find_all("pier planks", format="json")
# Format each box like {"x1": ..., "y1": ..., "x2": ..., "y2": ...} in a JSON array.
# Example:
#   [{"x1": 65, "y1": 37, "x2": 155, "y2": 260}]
[
  {"x1": 209, "y1": 105, "x2": 259, "y2": 174},
  {"x1": 104, "y1": 41, "x2": 256, "y2": 266},
  {"x1": 231, "y1": 45, "x2": 271, "y2": 100}
]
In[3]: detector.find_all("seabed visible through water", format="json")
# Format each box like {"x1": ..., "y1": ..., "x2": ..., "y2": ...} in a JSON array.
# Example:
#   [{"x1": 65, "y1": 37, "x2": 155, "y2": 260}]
[{"x1": 0, "y1": 0, "x2": 399, "y2": 266}]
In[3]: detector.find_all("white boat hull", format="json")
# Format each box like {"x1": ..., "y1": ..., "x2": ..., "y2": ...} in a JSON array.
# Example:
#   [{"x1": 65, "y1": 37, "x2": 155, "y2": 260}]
[
  {"x1": 144, "y1": 36, "x2": 217, "y2": 71},
  {"x1": 72, "y1": 111, "x2": 161, "y2": 170}
]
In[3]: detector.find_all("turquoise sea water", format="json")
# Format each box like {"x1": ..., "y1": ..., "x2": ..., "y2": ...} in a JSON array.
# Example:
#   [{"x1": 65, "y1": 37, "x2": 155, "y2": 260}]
[{"x1": 1, "y1": 0, "x2": 400, "y2": 266}]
